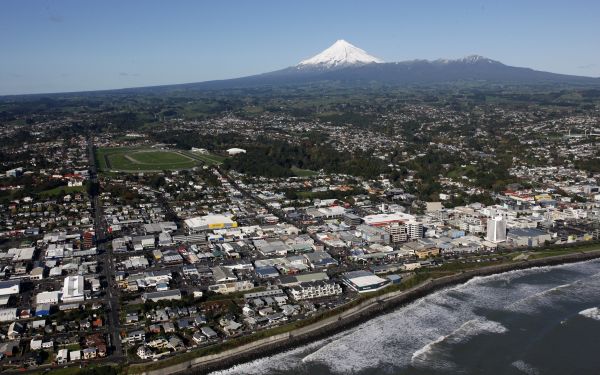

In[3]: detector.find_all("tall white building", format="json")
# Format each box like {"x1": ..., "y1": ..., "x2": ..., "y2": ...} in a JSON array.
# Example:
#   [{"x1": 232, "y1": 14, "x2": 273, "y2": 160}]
[
  {"x1": 62, "y1": 276, "x2": 85, "y2": 303},
  {"x1": 486, "y1": 216, "x2": 507, "y2": 243},
  {"x1": 407, "y1": 221, "x2": 423, "y2": 240}
]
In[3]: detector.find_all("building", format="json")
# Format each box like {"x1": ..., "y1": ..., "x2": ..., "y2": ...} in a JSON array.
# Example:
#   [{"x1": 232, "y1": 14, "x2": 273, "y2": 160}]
[
  {"x1": 343, "y1": 213, "x2": 363, "y2": 226},
  {"x1": 56, "y1": 348, "x2": 69, "y2": 364},
  {"x1": 201, "y1": 326, "x2": 218, "y2": 339},
  {"x1": 141, "y1": 289, "x2": 182, "y2": 303},
  {"x1": 226, "y1": 148, "x2": 246, "y2": 156},
  {"x1": 62, "y1": 276, "x2": 85, "y2": 303},
  {"x1": 35, "y1": 291, "x2": 61, "y2": 305},
  {"x1": 507, "y1": 228, "x2": 552, "y2": 247},
  {"x1": 363, "y1": 212, "x2": 416, "y2": 227},
  {"x1": 304, "y1": 251, "x2": 339, "y2": 269},
  {"x1": 486, "y1": 216, "x2": 507, "y2": 243},
  {"x1": 0, "y1": 280, "x2": 20, "y2": 296},
  {"x1": 406, "y1": 221, "x2": 424, "y2": 240},
  {"x1": 386, "y1": 223, "x2": 408, "y2": 243},
  {"x1": 357, "y1": 225, "x2": 390, "y2": 244},
  {"x1": 342, "y1": 270, "x2": 389, "y2": 293},
  {"x1": 82, "y1": 231, "x2": 95, "y2": 249},
  {"x1": 212, "y1": 266, "x2": 237, "y2": 283},
  {"x1": 208, "y1": 280, "x2": 254, "y2": 294},
  {"x1": 185, "y1": 214, "x2": 238, "y2": 232},
  {"x1": 0, "y1": 308, "x2": 18, "y2": 322},
  {"x1": 288, "y1": 280, "x2": 342, "y2": 300},
  {"x1": 35, "y1": 304, "x2": 51, "y2": 317}
]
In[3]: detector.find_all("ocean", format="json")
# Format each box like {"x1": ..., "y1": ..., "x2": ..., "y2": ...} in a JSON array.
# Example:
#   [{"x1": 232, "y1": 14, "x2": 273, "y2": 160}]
[{"x1": 210, "y1": 259, "x2": 600, "y2": 375}]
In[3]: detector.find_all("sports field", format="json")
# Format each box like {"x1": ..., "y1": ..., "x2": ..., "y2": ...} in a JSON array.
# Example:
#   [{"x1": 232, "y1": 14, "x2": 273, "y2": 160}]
[{"x1": 96, "y1": 148, "x2": 201, "y2": 172}]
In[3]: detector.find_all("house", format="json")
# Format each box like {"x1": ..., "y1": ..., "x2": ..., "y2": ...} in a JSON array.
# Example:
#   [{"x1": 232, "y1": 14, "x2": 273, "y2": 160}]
[
  {"x1": 56, "y1": 348, "x2": 69, "y2": 364},
  {"x1": 123, "y1": 330, "x2": 145, "y2": 343},
  {"x1": 82, "y1": 347, "x2": 97, "y2": 359},
  {"x1": 0, "y1": 341, "x2": 19, "y2": 357},
  {"x1": 201, "y1": 326, "x2": 218, "y2": 339},
  {"x1": 163, "y1": 322, "x2": 176, "y2": 333},
  {"x1": 30, "y1": 339, "x2": 43, "y2": 351},
  {"x1": 167, "y1": 336, "x2": 184, "y2": 350},
  {"x1": 70, "y1": 350, "x2": 81, "y2": 361},
  {"x1": 7, "y1": 322, "x2": 24, "y2": 339},
  {"x1": 192, "y1": 332, "x2": 205, "y2": 344},
  {"x1": 137, "y1": 345, "x2": 155, "y2": 360}
]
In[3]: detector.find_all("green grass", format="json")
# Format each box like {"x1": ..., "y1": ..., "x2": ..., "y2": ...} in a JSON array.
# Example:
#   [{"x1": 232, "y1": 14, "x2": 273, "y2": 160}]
[
  {"x1": 96, "y1": 148, "x2": 198, "y2": 172},
  {"x1": 291, "y1": 166, "x2": 318, "y2": 177},
  {"x1": 39, "y1": 185, "x2": 86, "y2": 197},
  {"x1": 183, "y1": 150, "x2": 226, "y2": 166}
]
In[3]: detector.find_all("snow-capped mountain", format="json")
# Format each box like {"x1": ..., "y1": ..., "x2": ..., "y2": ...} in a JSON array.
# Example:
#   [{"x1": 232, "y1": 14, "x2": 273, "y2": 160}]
[
  {"x1": 123, "y1": 41, "x2": 598, "y2": 92},
  {"x1": 298, "y1": 39, "x2": 383, "y2": 69}
]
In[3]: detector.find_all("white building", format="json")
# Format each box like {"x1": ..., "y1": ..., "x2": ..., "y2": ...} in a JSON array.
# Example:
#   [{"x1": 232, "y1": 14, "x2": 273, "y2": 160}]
[
  {"x1": 56, "y1": 348, "x2": 69, "y2": 364},
  {"x1": 226, "y1": 148, "x2": 246, "y2": 156},
  {"x1": 0, "y1": 308, "x2": 18, "y2": 322},
  {"x1": 406, "y1": 221, "x2": 424, "y2": 240},
  {"x1": 35, "y1": 291, "x2": 61, "y2": 305},
  {"x1": 486, "y1": 216, "x2": 507, "y2": 243},
  {"x1": 62, "y1": 276, "x2": 85, "y2": 303},
  {"x1": 289, "y1": 280, "x2": 342, "y2": 300},
  {"x1": 185, "y1": 214, "x2": 238, "y2": 232},
  {"x1": 0, "y1": 280, "x2": 20, "y2": 296}
]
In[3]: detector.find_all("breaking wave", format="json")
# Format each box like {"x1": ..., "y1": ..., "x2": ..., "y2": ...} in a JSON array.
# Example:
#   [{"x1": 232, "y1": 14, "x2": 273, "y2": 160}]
[
  {"x1": 579, "y1": 307, "x2": 600, "y2": 321},
  {"x1": 512, "y1": 360, "x2": 540, "y2": 375}
]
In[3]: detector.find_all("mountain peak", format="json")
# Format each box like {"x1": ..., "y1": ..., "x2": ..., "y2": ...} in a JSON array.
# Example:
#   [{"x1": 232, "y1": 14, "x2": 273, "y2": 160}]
[
  {"x1": 435, "y1": 55, "x2": 501, "y2": 65},
  {"x1": 298, "y1": 39, "x2": 383, "y2": 68}
]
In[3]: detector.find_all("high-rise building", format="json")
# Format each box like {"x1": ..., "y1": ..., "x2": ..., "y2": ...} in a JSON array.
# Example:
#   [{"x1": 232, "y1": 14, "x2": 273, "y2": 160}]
[
  {"x1": 486, "y1": 216, "x2": 507, "y2": 243},
  {"x1": 406, "y1": 221, "x2": 424, "y2": 240}
]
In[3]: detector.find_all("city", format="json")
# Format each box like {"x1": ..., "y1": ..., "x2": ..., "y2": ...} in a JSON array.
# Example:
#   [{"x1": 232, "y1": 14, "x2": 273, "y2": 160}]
[
  {"x1": 1, "y1": 1, "x2": 600, "y2": 375},
  {"x1": 0, "y1": 82, "x2": 598, "y2": 373}
]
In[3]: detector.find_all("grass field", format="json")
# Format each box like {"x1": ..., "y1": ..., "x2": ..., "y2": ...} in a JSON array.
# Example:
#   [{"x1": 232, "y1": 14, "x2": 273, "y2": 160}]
[
  {"x1": 39, "y1": 185, "x2": 86, "y2": 197},
  {"x1": 291, "y1": 166, "x2": 318, "y2": 177},
  {"x1": 183, "y1": 150, "x2": 226, "y2": 166},
  {"x1": 96, "y1": 147, "x2": 228, "y2": 172},
  {"x1": 96, "y1": 148, "x2": 199, "y2": 172}
]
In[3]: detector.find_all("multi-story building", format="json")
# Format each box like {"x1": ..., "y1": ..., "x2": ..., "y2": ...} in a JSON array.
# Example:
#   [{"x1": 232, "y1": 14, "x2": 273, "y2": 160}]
[
  {"x1": 288, "y1": 280, "x2": 342, "y2": 301},
  {"x1": 486, "y1": 216, "x2": 507, "y2": 243}
]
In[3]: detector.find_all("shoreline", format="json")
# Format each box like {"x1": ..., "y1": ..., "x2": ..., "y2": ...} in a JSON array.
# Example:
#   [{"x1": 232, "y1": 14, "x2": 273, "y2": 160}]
[{"x1": 133, "y1": 248, "x2": 600, "y2": 375}]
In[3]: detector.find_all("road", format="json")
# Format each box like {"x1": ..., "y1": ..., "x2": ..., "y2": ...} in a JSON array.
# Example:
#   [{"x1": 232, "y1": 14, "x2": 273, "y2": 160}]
[{"x1": 87, "y1": 138, "x2": 124, "y2": 359}]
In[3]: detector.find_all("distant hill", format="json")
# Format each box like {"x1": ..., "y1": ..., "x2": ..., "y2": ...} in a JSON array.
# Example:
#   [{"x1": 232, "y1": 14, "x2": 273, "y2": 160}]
[{"x1": 147, "y1": 40, "x2": 599, "y2": 92}]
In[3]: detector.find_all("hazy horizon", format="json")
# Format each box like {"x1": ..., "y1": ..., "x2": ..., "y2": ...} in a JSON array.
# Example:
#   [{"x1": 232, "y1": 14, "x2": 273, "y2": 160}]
[{"x1": 1, "y1": 0, "x2": 599, "y2": 95}]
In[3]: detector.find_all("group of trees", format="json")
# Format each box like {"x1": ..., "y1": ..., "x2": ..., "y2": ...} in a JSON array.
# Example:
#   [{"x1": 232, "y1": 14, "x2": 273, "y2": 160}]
[{"x1": 221, "y1": 137, "x2": 388, "y2": 179}]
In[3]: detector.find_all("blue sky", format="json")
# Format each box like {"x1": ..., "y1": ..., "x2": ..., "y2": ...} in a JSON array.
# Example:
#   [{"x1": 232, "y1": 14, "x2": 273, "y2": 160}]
[{"x1": 1, "y1": 0, "x2": 599, "y2": 95}]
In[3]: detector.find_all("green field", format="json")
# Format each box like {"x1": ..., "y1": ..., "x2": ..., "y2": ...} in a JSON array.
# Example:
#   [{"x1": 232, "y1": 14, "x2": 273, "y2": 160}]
[
  {"x1": 39, "y1": 185, "x2": 86, "y2": 197},
  {"x1": 96, "y1": 147, "x2": 228, "y2": 172},
  {"x1": 97, "y1": 148, "x2": 200, "y2": 172},
  {"x1": 183, "y1": 151, "x2": 226, "y2": 166},
  {"x1": 291, "y1": 166, "x2": 318, "y2": 177}
]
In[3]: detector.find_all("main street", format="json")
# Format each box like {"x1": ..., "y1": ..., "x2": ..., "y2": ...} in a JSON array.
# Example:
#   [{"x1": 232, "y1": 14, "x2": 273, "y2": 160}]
[{"x1": 87, "y1": 138, "x2": 124, "y2": 359}]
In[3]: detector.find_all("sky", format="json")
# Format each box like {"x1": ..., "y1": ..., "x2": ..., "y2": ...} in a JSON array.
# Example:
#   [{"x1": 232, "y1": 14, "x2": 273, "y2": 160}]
[{"x1": 1, "y1": 0, "x2": 599, "y2": 95}]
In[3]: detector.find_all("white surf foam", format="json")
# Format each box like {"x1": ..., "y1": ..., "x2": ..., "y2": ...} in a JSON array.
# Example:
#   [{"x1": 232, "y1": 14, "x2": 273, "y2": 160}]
[
  {"x1": 512, "y1": 360, "x2": 540, "y2": 375},
  {"x1": 579, "y1": 307, "x2": 600, "y2": 321}
]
